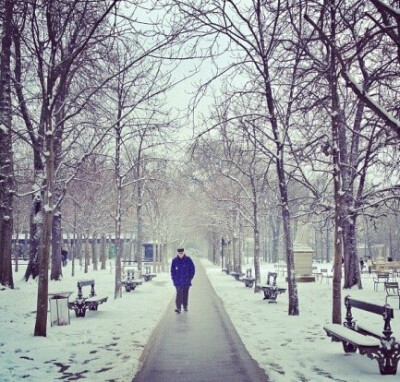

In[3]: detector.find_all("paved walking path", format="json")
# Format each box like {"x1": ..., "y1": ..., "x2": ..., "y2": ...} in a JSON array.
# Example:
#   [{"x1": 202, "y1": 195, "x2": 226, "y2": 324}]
[{"x1": 132, "y1": 259, "x2": 269, "y2": 382}]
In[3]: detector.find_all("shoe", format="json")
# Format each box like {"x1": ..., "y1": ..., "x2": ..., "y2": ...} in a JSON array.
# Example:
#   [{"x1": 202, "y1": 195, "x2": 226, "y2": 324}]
[
  {"x1": 183, "y1": 307, "x2": 188, "y2": 311},
  {"x1": 175, "y1": 309, "x2": 181, "y2": 313}
]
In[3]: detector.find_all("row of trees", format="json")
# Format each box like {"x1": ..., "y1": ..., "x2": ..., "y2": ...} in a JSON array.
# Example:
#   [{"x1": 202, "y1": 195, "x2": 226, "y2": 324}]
[
  {"x1": 159, "y1": 0, "x2": 400, "y2": 321},
  {"x1": 2, "y1": 0, "x2": 400, "y2": 335},
  {"x1": 0, "y1": 0, "x2": 197, "y2": 336}
]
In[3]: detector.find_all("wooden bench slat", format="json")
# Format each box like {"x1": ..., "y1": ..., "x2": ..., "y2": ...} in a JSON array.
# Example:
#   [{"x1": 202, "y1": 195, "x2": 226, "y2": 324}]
[
  {"x1": 77, "y1": 279, "x2": 95, "y2": 286},
  {"x1": 355, "y1": 323, "x2": 385, "y2": 339},
  {"x1": 85, "y1": 296, "x2": 108, "y2": 303},
  {"x1": 347, "y1": 298, "x2": 394, "y2": 318},
  {"x1": 324, "y1": 324, "x2": 381, "y2": 347}
]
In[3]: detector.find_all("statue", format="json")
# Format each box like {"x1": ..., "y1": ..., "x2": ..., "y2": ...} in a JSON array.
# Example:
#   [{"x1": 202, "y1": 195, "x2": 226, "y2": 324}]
[
  {"x1": 293, "y1": 220, "x2": 315, "y2": 281},
  {"x1": 294, "y1": 222, "x2": 312, "y2": 250}
]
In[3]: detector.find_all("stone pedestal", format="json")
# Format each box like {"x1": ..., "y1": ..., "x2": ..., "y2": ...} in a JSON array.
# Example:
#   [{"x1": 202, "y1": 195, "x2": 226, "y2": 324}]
[{"x1": 293, "y1": 245, "x2": 315, "y2": 282}]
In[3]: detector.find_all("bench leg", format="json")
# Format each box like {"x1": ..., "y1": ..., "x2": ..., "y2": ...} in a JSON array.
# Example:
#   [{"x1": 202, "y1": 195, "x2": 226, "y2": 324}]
[
  {"x1": 268, "y1": 293, "x2": 278, "y2": 303},
  {"x1": 74, "y1": 304, "x2": 87, "y2": 317},
  {"x1": 263, "y1": 289, "x2": 279, "y2": 303},
  {"x1": 360, "y1": 348, "x2": 400, "y2": 375},
  {"x1": 342, "y1": 341, "x2": 357, "y2": 353},
  {"x1": 377, "y1": 358, "x2": 399, "y2": 375}
]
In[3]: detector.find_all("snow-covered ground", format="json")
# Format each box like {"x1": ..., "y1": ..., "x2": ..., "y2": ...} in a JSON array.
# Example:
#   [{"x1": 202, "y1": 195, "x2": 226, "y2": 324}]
[
  {"x1": 0, "y1": 262, "x2": 174, "y2": 382},
  {"x1": 1, "y1": 258, "x2": 399, "y2": 381},
  {"x1": 203, "y1": 260, "x2": 400, "y2": 382}
]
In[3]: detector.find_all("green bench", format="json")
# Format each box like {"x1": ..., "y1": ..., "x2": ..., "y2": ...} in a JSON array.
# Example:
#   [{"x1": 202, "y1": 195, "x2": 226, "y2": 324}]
[
  {"x1": 68, "y1": 279, "x2": 108, "y2": 317},
  {"x1": 324, "y1": 296, "x2": 400, "y2": 375}
]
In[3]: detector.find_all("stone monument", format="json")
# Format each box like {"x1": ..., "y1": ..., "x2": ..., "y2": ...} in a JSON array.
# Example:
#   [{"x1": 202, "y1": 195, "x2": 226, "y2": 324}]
[{"x1": 293, "y1": 222, "x2": 315, "y2": 282}]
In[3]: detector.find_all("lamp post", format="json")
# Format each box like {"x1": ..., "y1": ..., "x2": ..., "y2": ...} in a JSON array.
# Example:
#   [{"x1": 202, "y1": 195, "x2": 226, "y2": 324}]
[{"x1": 221, "y1": 237, "x2": 225, "y2": 270}]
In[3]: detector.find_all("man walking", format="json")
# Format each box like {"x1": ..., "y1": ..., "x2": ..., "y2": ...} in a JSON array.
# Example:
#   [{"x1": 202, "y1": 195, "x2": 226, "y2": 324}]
[{"x1": 171, "y1": 248, "x2": 195, "y2": 313}]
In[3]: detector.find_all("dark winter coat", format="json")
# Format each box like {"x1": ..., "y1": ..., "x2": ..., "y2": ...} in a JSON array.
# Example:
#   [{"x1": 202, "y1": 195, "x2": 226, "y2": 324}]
[{"x1": 171, "y1": 255, "x2": 195, "y2": 288}]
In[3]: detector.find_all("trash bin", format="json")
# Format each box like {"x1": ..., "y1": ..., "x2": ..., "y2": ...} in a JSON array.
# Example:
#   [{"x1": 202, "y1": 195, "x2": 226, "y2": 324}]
[{"x1": 49, "y1": 292, "x2": 72, "y2": 326}]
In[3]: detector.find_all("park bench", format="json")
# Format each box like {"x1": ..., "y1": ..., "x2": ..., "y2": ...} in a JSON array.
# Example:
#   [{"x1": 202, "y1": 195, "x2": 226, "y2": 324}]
[
  {"x1": 143, "y1": 265, "x2": 157, "y2": 282},
  {"x1": 122, "y1": 267, "x2": 143, "y2": 292},
  {"x1": 324, "y1": 296, "x2": 400, "y2": 375},
  {"x1": 241, "y1": 268, "x2": 255, "y2": 288},
  {"x1": 230, "y1": 271, "x2": 244, "y2": 281},
  {"x1": 259, "y1": 272, "x2": 286, "y2": 303},
  {"x1": 385, "y1": 281, "x2": 400, "y2": 309},
  {"x1": 373, "y1": 272, "x2": 390, "y2": 291},
  {"x1": 273, "y1": 263, "x2": 287, "y2": 277},
  {"x1": 320, "y1": 268, "x2": 333, "y2": 284},
  {"x1": 68, "y1": 279, "x2": 108, "y2": 317}
]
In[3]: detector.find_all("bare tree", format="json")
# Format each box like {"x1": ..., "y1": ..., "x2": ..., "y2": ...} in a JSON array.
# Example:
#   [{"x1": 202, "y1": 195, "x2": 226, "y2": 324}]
[
  {"x1": 165, "y1": 0, "x2": 301, "y2": 315},
  {"x1": 304, "y1": 0, "x2": 400, "y2": 322},
  {"x1": 10, "y1": 0, "x2": 119, "y2": 336},
  {"x1": 0, "y1": 0, "x2": 15, "y2": 289}
]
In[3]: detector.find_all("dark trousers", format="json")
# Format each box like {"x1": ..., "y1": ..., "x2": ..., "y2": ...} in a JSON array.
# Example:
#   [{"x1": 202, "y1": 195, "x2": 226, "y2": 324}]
[{"x1": 175, "y1": 286, "x2": 190, "y2": 310}]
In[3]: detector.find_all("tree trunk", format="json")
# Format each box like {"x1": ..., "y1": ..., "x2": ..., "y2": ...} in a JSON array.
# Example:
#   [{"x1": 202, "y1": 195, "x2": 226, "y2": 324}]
[
  {"x1": 329, "y1": 0, "x2": 343, "y2": 325},
  {"x1": 34, "y1": 99, "x2": 55, "y2": 336},
  {"x1": 343, "y1": 215, "x2": 361, "y2": 288},
  {"x1": 50, "y1": 212, "x2": 62, "y2": 280},
  {"x1": 261, "y1": 49, "x2": 299, "y2": 315},
  {"x1": 34, "y1": 209, "x2": 51, "y2": 336},
  {"x1": 277, "y1": 161, "x2": 299, "y2": 316},
  {"x1": 92, "y1": 232, "x2": 98, "y2": 271},
  {"x1": 136, "y1": 185, "x2": 143, "y2": 274},
  {"x1": 77, "y1": 232, "x2": 82, "y2": 268},
  {"x1": 270, "y1": 215, "x2": 279, "y2": 263},
  {"x1": 325, "y1": 226, "x2": 331, "y2": 262},
  {"x1": 253, "y1": 198, "x2": 261, "y2": 287},
  {"x1": 13, "y1": 26, "x2": 44, "y2": 282},
  {"x1": 25, "y1": 170, "x2": 44, "y2": 281},
  {"x1": 114, "y1": 118, "x2": 122, "y2": 299},
  {"x1": 100, "y1": 234, "x2": 106, "y2": 270},
  {"x1": 84, "y1": 235, "x2": 90, "y2": 273},
  {"x1": 0, "y1": 0, "x2": 15, "y2": 289},
  {"x1": 50, "y1": 88, "x2": 66, "y2": 281}
]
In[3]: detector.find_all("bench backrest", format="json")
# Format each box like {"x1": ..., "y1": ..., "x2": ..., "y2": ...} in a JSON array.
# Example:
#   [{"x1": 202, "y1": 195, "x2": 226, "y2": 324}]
[
  {"x1": 124, "y1": 267, "x2": 135, "y2": 279},
  {"x1": 345, "y1": 296, "x2": 394, "y2": 339},
  {"x1": 376, "y1": 273, "x2": 389, "y2": 280},
  {"x1": 77, "y1": 279, "x2": 96, "y2": 299},
  {"x1": 385, "y1": 282, "x2": 400, "y2": 296},
  {"x1": 77, "y1": 279, "x2": 95, "y2": 287},
  {"x1": 267, "y1": 272, "x2": 277, "y2": 285},
  {"x1": 346, "y1": 297, "x2": 394, "y2": 317}
]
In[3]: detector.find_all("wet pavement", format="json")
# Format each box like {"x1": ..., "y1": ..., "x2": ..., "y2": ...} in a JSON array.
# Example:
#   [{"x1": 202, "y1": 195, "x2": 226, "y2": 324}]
[{"x1": 132, "y1": 259, "x2": 269, "y2": 382}]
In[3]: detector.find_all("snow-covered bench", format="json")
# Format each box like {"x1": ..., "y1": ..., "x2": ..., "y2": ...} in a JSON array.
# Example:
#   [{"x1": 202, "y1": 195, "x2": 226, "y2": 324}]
[
  {"x1": 241, "y1": 268, "x2": 255, "y2": 288},
  {"x1": 256, "y1": 272, "x2": 286, "y2": 303},
  {"x1": 324, "y1": 296, "x2": 400, "y2": 375},
  {"x1": 68, "y1": 279, "x2": 108, "y2": 317},
  {"x1": 122, "y1": 267, "x2": 143, "y2": 292},
  {"x1": 143, "y1": 266, "x2": 157, "y2": 282},
  {"x1": 229, "y1": 271, "x2": 244, "y2": 281}
]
